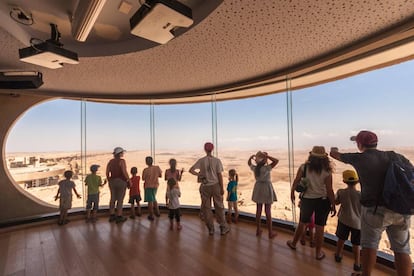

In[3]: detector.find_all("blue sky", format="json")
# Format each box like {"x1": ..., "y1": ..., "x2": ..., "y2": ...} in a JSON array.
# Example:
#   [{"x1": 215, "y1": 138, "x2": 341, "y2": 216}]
[{"x1": 6, "y1": 59, "x2": 414, "y2": 153}]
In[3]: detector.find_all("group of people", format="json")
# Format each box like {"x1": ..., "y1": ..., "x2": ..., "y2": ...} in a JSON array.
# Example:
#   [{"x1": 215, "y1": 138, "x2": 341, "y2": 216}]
[{"x1": 54, "y1": 130, "x2": 412, "y2": 276}]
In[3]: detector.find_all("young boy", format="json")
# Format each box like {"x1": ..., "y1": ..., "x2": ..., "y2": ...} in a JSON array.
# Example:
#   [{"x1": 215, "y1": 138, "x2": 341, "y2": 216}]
[
  {"x1": 142, "y1": 156, "x2": 162, "y2": 221},
  {"x1": 85, "y1": 164, "x2": 105, "y2": 223},
  {"x1": 226, "y1": 169, "x2": 239, "y2": 223},
  {"x1": 166, "y1": 178, "x2": 182, "y2": 230},
  {"x1": 334, "y1": 170, "x2": 362, "y2": 272},
  {"x1": 55, "y1": 170, "x2": 81, "y2": 225},
  {"x1": 129, "y1": 167, "x2": 142, "y2": 219}
]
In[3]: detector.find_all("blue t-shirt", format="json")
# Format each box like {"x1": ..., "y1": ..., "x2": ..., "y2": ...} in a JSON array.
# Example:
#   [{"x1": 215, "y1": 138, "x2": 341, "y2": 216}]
[{"x1": 227, "y1": 180, "x2": 238, "y2": 201}]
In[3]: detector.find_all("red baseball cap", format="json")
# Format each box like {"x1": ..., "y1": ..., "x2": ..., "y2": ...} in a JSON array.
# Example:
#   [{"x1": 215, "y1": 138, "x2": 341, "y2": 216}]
[
  {"x1": 204, "y1": 142, "x2": 214, "y2": 152},
  {"x1": 350, "y1": 130, "x2": 378, "y2": 146}
]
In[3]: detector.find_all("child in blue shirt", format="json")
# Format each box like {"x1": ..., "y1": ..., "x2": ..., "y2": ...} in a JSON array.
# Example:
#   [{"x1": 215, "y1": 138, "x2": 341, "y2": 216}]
[{"x1": 226, "y1": 169, "x2": 239, "y2": 223}]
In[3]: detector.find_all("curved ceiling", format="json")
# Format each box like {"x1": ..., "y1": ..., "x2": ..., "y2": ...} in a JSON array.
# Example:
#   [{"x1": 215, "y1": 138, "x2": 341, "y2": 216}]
[{"x1": 1, "y1": 0, "x2": 414, "y2": 104}]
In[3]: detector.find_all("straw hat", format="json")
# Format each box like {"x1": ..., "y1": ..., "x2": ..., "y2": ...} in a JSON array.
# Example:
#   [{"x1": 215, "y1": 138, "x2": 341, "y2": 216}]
[
  {"x1": 255, "y1": 151, "x2": 266, "y2": 163},
  {"x1": 309, "y1": 146, "x2": 328, "y2": 158}
]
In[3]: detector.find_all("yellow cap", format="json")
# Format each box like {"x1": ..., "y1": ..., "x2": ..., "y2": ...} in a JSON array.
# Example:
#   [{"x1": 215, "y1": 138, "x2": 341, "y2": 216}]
[{"x1": 342, "y1": 170, "x2": 359, "y2": 183}]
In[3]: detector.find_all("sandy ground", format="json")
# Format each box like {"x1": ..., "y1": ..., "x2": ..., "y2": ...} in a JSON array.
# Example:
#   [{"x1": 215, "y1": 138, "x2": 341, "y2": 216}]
[{"x1": 7, "y1": 148, "x2": 414, "y2": 257}]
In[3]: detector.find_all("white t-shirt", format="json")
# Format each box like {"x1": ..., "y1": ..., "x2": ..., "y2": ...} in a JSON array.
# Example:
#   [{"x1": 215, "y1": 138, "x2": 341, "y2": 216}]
[
  {"x1": 299, "y1": 164, "x2": 331, "y2": 199},
  {"x1": 190, "y1": 156, "x2": 223, "y2": 186},
  {"x1": 167, "y1": 188, "x2": 181, "y2": 209}
]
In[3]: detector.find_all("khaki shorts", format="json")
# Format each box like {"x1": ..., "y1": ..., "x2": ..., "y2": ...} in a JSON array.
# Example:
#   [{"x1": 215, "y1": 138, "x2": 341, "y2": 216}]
[{"x1": 361, "y1": 206, "x2": 411, "y2": 254}]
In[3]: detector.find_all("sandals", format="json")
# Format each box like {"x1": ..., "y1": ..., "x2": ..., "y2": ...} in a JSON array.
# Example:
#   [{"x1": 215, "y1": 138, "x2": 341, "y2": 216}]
[
  {"x1": 286, "y1": 240, "x2": 296, "y2": 250},
  {"x1": 268, "y1": 231, "x2": 277, "y2": 239},
  {"x1": 316, "y1": 251, "x2": 326, "y2": 260}
]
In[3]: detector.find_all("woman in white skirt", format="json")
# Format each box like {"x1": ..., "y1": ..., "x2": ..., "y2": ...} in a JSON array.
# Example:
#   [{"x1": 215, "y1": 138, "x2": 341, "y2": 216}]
[{"x1": 248, "y1": 151, "x2": 279, "y2": 239}]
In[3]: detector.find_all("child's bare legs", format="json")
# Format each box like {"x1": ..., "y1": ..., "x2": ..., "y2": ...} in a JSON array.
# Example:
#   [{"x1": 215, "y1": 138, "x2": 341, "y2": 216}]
[
  {"x1": 86, "y1": 209, "x2": 91, "y2": 222},
  {"x1": 59, "y1": 209, "x2": 68, "y2": 225},
  {"x1": 265, "y1": 203, "x2": 276, "y2": 239},
  {"x1": 335, "y1": 238, "x2": 345, "y2": 261},
  {"x1": 352, "y1": 244, "x2": 361, "y2": 267},
  {"x1": 136, "y1": 203, "x2": 142, "y2": 216},
  {"x1": 234, "y1": 203, "x2": 239, "y2": 223},
  {"x1": 130, "y1": 202, "x2": 136, "y2": 218},
  {"x1": 255, "y1": 203, "x2": 263, "y2": 236},
  {"x1": 148, "y1": 202, "x2": 154, "y2": 220},
  {"x1": 227, "y1": 201, "x2": 233, "y2": 223},
  {"x1": 309, "y1": 228, "x2": 315, "y2": 247},
  {"x1": 91, "y1": 209, "x2": 97, "y2": 221},
  {"x1": 154, "y1": 201, "x2": 160, "y2": 217}
]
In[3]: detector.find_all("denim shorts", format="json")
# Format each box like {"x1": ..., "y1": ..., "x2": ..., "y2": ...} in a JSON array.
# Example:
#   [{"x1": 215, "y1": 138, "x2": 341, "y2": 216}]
[
  {"x1": 361, "y1": 206, "x2": 411, "y2": 254},
  {"x1": 86, "y1": 193, "x2": 99, "y2": 210}
]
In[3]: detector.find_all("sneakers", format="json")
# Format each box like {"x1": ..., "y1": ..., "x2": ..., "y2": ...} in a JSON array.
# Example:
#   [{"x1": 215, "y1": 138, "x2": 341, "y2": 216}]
[
  {"x1": 115, "y1": 216, "x2": 127, "y2": 224},
  {"x1": 147, "y1": 215, "x2": 154, "y2": 221},
  {"x1": 220, "y1": 226, "x2": 230, "y2": 235},
  {"x1": 353, "y1": 264, "x2": 362, "y2": 271}
]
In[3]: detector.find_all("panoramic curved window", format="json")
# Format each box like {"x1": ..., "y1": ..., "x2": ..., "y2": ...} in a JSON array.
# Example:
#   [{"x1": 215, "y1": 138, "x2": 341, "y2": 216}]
[{"x1": 5, "y1": 60, "x2": 414, "y2": 261}]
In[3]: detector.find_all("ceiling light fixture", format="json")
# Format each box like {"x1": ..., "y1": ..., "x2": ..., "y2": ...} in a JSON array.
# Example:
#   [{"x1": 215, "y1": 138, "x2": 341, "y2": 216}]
[
  {"x1": 71, "y1": 0, "x2": 107, "y2": 42},
  {"x1": 130, "y1": 0, "x2": 193, "y2": 44}
]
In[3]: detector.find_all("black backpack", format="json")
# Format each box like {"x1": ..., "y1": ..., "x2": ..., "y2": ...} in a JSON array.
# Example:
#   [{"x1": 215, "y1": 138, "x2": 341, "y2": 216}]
[{"x1": 382, "y1": 151, "x2": 414, "y2": 215}]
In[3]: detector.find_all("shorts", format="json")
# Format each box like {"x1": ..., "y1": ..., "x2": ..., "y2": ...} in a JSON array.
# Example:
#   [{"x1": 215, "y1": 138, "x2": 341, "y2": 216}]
[
  {"x1": 299, "y1": 197, "x2": 330, "y2": 226},
  {"x1": 144, "y1": 188, "x2": 157, "y2": 202},
  {"x1": 86, "y1": 193, "x2": 99, "y2": 210},
  {"x1": 168, "y1": 208, "x2": 181, "y2": 221},
  {"x1": 129, "y1": 194, "x2": 141, "y2": 204},
  {"x1": 336, "y1": 221, "x2": 361, "y2": 245},
  {"x1": 361, "y1": 206, "x2": 411, "y2": 254}
]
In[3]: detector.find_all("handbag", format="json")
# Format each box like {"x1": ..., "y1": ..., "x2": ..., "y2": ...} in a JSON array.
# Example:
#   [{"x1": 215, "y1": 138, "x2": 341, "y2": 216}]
[{"x1": 295, "y1": 164, "x2": 309, "y2": 193}]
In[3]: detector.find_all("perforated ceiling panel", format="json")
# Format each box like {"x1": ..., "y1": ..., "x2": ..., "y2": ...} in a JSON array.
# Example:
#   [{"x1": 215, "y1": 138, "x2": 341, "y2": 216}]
[{"x1": 1, "y1": 0, "x2": 414, "y2": 103}]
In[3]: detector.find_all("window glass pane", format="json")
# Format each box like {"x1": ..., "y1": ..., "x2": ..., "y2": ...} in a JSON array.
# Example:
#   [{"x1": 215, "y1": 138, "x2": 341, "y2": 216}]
[
  {"x1": 217, "y1": 94, "x2": 291, "y2": 222},
  {"x1": 6, "y1": 99, "x2": 81, "y2": 207}
]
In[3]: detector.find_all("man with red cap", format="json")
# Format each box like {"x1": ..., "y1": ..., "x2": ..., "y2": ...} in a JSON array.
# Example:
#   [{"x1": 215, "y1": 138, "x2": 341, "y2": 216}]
[
  {"x1": 189, "y1": 142, "x2": 230, "y2": 235},
  {"x1": 330, "y1": 130, "x2": 412, "y2": 276}
]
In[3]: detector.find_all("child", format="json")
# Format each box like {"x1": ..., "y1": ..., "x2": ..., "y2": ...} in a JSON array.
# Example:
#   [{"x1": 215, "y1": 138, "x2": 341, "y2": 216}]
[
  {"x1": 300, "y1": 211, "x2": 315, "y2": 247},
  {"x1": 334, "y1": 170, "x2": 361, "y2": 272},
  {"x1": 248, "y1": 151, "x2": 279, "y2": 239},
  {"x1": 85, "y1": 164, "x2": 105, "y2": 223},
  {"x1": 166, "y1": 178, "x2": 182, "y2": 230},
  {"x1": 142, "y1": 156, "x2": 162, "y2": 221},
  {"x1": 226, "y1": 169, "x2": 239, "y2": 224},
  {"x1": 164, "y1": 158, "x2": 184, "y2": 185},
  {"x1": 55, "y1": 170, "x2": 81, "y2": 225},
  {"x1": 129, "y1": 166, "x2": 142, "y2": 219}
]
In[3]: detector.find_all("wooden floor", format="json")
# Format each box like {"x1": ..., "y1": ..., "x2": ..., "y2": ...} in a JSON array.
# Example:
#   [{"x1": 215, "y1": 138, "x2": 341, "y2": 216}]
[{"x1": 0, "y1": 213, "x2": 395, "y2": 276}]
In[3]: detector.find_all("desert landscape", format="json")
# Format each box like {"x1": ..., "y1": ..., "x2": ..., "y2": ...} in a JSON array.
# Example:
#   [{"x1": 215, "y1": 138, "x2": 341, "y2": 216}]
[{"x1": 6, "y1": 148, "x2": 414, "y2": 257}]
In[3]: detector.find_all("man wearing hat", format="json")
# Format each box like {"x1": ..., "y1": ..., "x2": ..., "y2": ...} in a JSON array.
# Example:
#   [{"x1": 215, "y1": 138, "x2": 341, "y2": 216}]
[
  {"x1": 189, "y1": 142, "x2": 230, "y2": 235},
  {"x1": 330, "y1": 130, "x2": 412, "y2": 276}
]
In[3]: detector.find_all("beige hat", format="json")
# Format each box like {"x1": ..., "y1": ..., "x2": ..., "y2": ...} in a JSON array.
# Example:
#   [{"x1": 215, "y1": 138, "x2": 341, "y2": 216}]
[{"x1": 309, "y1": 146, "x2": 328, "y2": 158}]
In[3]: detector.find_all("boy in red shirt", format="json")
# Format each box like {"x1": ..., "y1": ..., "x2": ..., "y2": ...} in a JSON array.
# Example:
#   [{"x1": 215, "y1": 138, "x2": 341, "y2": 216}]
[{"x1": 129, "y1": 167, "x2": 142, "y2": 218}]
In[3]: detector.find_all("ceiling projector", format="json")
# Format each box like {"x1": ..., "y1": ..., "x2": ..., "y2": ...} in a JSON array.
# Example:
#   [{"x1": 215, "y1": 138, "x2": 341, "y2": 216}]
[
  {"x1": 19, "y1": 24, "x2": 79, "y2": 69},
  {"x1": 130, "y1": 0, "x2": 193, "y2": 44}
]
